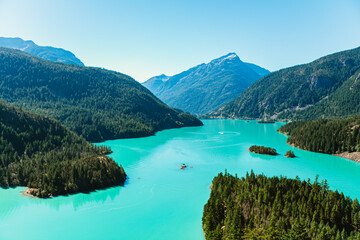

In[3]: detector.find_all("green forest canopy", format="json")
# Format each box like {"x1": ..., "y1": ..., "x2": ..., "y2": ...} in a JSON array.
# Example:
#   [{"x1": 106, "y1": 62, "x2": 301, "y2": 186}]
[
  {"x1": 208, "y1": 46, "x2": 360, "y2": 121},
  {"x1": 0, "y1": 100, "x2": 126, "y2": 198},
  {"x1": 278, "y1": 117, "x2": 360, "y2": 154},
  {"x1": 249, "y1": 145, "x2": 277, "y2": 155},
  {"x1": 0, "y1": 47, "x2": 202, "y2": 142},
  {"x1": 203, "y1": 171, "x2": 360, "y2": 240}
]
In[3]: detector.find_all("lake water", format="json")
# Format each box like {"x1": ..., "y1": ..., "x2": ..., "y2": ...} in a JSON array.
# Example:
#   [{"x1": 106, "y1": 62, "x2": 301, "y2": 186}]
[{"x1": 1, "y1": 119, "x2": 360, "y2": 240}]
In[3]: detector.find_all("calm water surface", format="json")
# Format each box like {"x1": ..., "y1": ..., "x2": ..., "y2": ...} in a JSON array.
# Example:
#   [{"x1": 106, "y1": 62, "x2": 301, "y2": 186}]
[{"x1": 1, "y1": 120, "x2": 360, "y2": 240}]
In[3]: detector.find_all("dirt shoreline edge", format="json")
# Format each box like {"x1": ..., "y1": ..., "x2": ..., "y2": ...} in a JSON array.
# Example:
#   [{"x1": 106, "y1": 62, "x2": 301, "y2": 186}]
[{"x1": 333, "y1": 152, "x2": 360, "y2": 163}]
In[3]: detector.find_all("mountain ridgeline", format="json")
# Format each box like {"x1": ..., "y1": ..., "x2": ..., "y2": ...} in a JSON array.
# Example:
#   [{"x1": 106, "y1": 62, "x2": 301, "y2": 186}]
[
  {"x1": 0, "y1": 47, "x2": 202, "y2": 142},
  {"x1": 143, "y1": 53, "x2": 269, "y2": 115},
  {"x1": 209, "y1": 47, "x2": 360, "y2": 120},
  {"x1": 203, "y1": 171, "x2": 360, "y2": 240},
  {"x1": 0, "y1": 100, "x2": 126, "y2": 198},
  {"x1": 0, "y1": 37, "x2": 84, "y2": 66}
]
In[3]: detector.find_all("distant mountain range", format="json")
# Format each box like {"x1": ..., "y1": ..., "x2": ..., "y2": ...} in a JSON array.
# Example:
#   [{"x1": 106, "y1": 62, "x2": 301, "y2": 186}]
[
  {"x1": 0, "y1": 37, "x2": 84, "y2": 66},
  {"x1": 0, "y1": 47, "x2": 202, "y2": 142},
  {"x1": 208, "y1": 47, "x2": 360, "y2": 120},
  {"x1": 143, "y1": 53, "x2": 270, "y2": 115}
]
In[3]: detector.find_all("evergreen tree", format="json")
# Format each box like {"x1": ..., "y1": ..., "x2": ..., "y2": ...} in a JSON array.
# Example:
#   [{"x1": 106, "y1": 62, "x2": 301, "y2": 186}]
[{"x1": 203, "y1": 172, "x2": 360, "y2": 239}]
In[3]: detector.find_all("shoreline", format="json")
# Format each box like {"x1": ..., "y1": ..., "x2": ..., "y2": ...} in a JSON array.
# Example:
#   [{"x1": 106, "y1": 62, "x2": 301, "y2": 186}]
[
  {"x1": 333, "y1": 152, "x2": 360, "y2": 163},
  {"x1": 249, "y1": 150, "x2": 278, "y2": 156},
  {"x1": 284, "y1": 141, "x2": 360, "y2": 163},
  {"x1": 22, "y1": 188, "x2": 39, "y2": 199},
  {"x1": 277, "y1": 125, "x2": 360, "y2": 163},
  {"x1": 201, "y1": 116, "x2": 290, "y2": 123}
]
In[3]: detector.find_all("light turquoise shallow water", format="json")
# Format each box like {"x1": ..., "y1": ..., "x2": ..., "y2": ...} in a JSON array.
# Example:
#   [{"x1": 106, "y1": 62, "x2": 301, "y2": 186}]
[{"x1": 1, "y1": 119, "x2": 360, "y2": 240}]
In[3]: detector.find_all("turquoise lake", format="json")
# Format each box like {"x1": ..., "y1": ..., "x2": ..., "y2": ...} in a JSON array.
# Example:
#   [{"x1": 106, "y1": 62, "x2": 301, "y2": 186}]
[{"x1": 1, "y1": 119, "x2": 360, "y2": 240}]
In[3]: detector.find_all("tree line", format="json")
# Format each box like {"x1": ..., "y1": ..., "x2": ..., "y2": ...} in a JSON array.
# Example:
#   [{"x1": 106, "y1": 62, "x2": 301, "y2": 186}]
[
  {"x1": 0, "y1": 47, "x2": 202, "y2": 142},
  {"x1": 278, "y1": 117, "x2": 360, "y2": 154},
  {"x1": 0, "y1": 100, "x2": 126, "y2": 198},
  {"x1": 203, "y1": 171, "x2": 360, "y2": 239}
]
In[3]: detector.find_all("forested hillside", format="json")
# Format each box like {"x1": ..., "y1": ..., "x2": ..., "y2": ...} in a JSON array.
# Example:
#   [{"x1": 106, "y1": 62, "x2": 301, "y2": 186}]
[
  {"x1": 209, "y1": 47, "x2": 360, "y2": 120},
  {"x1": 0, "y1": 101, "x2": 126, "y2": 198},
  {"x1": 0, "y1": 47, "x2": 202, "y2": 142},
  {"x1": 278, "y1": 117, "x2": 360, "y2": 155},
  {"x1": 203, "y1": 171, "x2": 360, "y2": 240},
  {"x1": 287, "y1": 69, "x2": 360, "y2": 120}
]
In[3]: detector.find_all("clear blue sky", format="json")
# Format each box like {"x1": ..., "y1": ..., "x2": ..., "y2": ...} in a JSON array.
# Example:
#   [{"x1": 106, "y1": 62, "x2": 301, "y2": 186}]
[{"x1": 0, "y1": 0, "x2": 360, "y2": 82}]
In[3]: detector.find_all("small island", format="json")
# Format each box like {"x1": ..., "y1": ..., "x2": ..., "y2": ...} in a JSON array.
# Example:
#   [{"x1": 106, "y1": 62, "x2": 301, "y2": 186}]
[
  {"x1": 285, "y1": 150, "x2": 296, "y2": 158},
  {"x1": 249, "y1": 145, "x2": 277, "y2": 155}
]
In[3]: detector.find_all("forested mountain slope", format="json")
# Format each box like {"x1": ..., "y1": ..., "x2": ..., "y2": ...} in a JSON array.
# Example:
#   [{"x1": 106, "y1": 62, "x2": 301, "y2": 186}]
[
  {"x1": 288, "y1": 69, "x2": 360, "y2": 119},
  {"x1": 209, "y1": 47, "x2": 360, "y2": 120},
  {"x1": 0, "y1": 47, "x2": 202, "y2": 142},
  {"x1": 0, "y1": 100, "x2": 126, "y2": 198}
]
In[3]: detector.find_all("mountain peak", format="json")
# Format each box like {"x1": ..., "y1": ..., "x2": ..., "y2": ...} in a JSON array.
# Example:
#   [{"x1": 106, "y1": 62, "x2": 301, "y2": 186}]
[
  {"x1": 148, "y1": 74, "x2": 169, "y2": 82},
  {"x1": 158, "y1": 74, "x2": 169, "y2": 78},
  {"x1": 142, "y1": 74, "x2": 170, "y2": 91},
  {"x1": 143, "y1": 52, "x2": 266, "y2": 115},
  {"x1": 210, "y1": 52, "x2": 241, "y2": 65},
  {"x1": 222, "y1": 52, "x2": 238, "y2": 59}
]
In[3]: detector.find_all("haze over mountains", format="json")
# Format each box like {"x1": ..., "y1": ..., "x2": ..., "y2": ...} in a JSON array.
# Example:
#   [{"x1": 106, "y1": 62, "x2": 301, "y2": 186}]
[
  {"x1": 143, "y1": 53, "x2": 270, "y2": 115},
  {"x1": 0, "y1": 37, "x2": 84, "y2": 66},
  {"x1": 209, "y1": 47, "x2": 360, "y2": 120}
]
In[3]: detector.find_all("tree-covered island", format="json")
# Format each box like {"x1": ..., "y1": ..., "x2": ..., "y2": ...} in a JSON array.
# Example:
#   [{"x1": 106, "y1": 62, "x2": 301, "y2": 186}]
[{"x1": 249, "y1": 145, "x2": 278, "y2": 155}]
